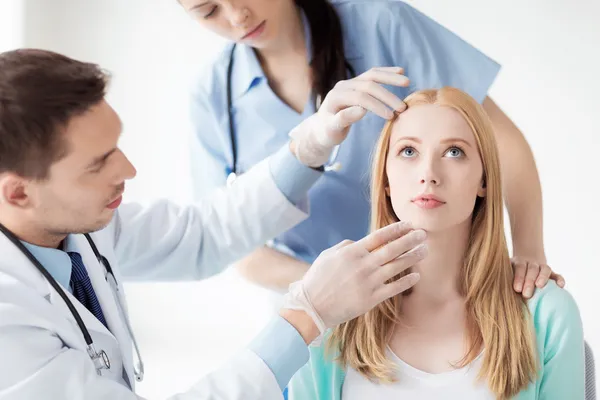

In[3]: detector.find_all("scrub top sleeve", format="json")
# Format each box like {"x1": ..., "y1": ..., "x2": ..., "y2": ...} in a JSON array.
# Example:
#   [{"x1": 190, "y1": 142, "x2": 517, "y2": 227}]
[
  {"x1": 189, "y1": 87, "x2": 229, "y2": 199},
  {"x1": 389, "y1": 3, "x2": 501, "y2": 103}
]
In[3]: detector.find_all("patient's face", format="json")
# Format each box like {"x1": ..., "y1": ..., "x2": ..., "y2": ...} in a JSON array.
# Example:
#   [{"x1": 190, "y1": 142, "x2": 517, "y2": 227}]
[{"x1": 385, "y1": 104, "x2": 485, "y2": 232}]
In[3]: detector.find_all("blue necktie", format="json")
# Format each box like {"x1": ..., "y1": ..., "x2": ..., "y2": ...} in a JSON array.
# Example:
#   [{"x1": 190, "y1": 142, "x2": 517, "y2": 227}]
[{"x1": 68, "y1": 252, "x2": 108, "y2": 329}]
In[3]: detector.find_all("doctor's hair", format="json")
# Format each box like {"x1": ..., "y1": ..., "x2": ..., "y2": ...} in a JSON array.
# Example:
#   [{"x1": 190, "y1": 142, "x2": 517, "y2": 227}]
[
  {"x1": 295, "y1": 0, "x2": 355, "y2": 104},
  {"x1": 0, "y1": 49, "x2": 109, "y2": 180}
]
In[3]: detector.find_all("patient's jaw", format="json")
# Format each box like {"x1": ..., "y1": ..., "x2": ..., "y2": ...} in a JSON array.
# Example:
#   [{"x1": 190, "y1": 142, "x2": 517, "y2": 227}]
[{"x1": 385, "y1": 105, "x2": 486, "y2": 233}]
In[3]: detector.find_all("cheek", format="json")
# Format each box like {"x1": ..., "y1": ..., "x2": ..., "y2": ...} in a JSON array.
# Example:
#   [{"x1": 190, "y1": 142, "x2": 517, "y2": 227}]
[
  {"x1": 385, "y1": 163, "x2": 413, "y2": 218},
  {"x1": 449, "y1": 164, "x2": 483, "y2": 212}
]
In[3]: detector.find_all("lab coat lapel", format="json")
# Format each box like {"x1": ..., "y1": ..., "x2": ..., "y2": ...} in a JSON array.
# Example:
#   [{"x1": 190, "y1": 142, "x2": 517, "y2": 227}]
[{"x1": 68, "y1": 234, "x2": 135, "y2": 385}]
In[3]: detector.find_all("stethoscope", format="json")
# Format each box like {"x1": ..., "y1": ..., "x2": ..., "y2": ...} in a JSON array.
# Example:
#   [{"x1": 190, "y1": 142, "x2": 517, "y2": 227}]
[
  {"x1": 224, "y1": 43, "x2": 356, "y2": 186},
  {"x1": 0, "y1": 222, "x2": 145, "y2": 383}
]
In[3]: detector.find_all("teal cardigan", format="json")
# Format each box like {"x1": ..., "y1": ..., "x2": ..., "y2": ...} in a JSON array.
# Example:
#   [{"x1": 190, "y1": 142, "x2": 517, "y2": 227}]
[{"x1": 288, "y1": 282, "x2": 585, "y2": 399}]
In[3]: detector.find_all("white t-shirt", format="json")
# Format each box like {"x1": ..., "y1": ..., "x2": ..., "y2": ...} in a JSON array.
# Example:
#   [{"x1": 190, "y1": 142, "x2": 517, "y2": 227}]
[{"x1": 341, "y1": 347, "x2": 495, "y2": 400}]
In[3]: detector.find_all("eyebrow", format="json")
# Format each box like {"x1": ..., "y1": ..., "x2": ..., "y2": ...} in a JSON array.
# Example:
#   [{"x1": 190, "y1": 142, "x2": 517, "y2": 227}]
[
  {"x1": 392, "y1": 136, "x2": 473, "y2": 148},
  {"x1": 188, "y1": 2, "x2": 210, "y2": 11},
  {"x1": 87, "y1": 148, "x2": 117, "y2": 169}
]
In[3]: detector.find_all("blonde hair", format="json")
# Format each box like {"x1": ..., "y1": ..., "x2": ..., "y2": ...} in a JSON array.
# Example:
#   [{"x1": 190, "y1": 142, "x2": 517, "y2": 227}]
[{"x1": 330, "y1": 88, "x2": 537, "y2": 399}]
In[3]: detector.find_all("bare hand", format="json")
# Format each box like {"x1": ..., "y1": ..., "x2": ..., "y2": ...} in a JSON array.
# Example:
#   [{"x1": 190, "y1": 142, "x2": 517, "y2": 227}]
[{"x1": 512, "y1": 256, "x2": 565, "y2": 299}]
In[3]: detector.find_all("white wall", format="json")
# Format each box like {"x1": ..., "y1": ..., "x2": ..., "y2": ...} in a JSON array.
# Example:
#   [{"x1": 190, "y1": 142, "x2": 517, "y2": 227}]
[
  {"x1": 0, "y1": 0, "x2": 25, "y2": 51},
  {"x1": 20, "y1": 0, "x2": 600, "y2": 397}
]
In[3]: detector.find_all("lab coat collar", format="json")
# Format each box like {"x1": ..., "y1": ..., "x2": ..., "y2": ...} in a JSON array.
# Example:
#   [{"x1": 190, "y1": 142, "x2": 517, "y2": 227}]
[{"x1": 0, "y1": 232, "x2": 135, "y2": 387}]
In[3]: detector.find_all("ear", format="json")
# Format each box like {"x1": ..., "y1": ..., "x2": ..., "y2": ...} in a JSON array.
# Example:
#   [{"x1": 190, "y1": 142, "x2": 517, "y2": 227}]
[
  {"x1": 0, "y1": 174, "x2": 33, "y2": 208},
  {"x1": 477, "y1": 179, "x2": 487, "y2": 198},
  {"x1": 385, "y1": 186, "x2": 390, "y2": 197}
]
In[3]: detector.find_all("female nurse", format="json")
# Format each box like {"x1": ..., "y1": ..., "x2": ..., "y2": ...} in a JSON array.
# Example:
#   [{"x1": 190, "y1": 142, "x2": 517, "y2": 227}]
[{"x1": 179, "y1": 0, "x2": 564, "y2": 298}]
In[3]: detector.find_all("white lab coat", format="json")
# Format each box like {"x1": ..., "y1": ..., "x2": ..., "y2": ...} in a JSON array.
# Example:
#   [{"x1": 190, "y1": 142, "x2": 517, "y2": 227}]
[{"x1": 0, "y1": 158, "x2": 309, "y2": 400}]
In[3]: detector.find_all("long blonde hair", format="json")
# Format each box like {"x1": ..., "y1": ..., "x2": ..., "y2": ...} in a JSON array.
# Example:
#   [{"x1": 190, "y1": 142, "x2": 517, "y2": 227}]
[{"x1": 330, "y1": 88, "x2": 537, "y2": 399}]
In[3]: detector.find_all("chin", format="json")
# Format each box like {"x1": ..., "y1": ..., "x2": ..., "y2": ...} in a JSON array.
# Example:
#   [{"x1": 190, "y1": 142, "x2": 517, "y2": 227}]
[{"x1": 397, "y1": 211, "x2": 454, "y2": 233}]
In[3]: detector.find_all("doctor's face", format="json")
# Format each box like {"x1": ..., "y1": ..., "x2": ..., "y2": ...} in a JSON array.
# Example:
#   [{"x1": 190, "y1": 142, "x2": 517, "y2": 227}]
[
  {"x1": 181, "y1": 0, "x2": 296, "y2": 50},
  {"x1": 385, "y1": 104, "x2": 486, "y2": 233},
  {"x1": 28, "y1": 100, "x2": 137, "y2": 235}
]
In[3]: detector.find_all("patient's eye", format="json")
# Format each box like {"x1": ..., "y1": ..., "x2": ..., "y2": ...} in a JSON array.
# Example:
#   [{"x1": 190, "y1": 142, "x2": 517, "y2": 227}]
[
  {"x1": 399, "y1": 146, "x2": 417, "y2": 158},
  {"x1": 445, "y1": 146, "x2": 465, "y2": 158}
]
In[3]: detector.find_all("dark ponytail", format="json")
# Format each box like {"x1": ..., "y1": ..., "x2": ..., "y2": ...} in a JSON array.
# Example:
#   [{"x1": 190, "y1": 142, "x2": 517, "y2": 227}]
[{"x1": 295, "y1": 0, "x2": 355, "y2": 105}]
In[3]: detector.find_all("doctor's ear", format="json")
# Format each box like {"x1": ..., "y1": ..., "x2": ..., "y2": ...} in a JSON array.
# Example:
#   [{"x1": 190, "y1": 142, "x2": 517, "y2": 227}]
[
  {"x1": 0, "y1": 175, "x2": 32, "y2": 208},
  {"x1": 385, "y1": 186, "x2": 390, "y2": 196}
]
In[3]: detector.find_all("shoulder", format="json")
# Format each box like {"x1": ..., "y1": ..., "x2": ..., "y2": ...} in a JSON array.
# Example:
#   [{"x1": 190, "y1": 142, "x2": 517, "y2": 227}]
[
  {"x1": 527, "y1": 281, "x2": 583, "y2": 340},
  {"x1": 189, "y1": 42, "x2": 233, "y2": 102},
  {"x1": 528, "y1": 281, "x2": 580, "y2": 319},
  {"x1": 331, "y1": 0, "x2": 426, "y2": 30}
]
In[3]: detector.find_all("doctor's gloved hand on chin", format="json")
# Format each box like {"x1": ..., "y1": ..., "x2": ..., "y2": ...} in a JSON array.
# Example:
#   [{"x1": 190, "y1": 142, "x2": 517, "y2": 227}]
[{"x1": 280, "y1": 221, "x2": 427, "y2": 345}]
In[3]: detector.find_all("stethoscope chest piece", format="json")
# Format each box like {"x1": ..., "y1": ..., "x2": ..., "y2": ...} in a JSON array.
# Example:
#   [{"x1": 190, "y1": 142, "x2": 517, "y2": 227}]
[
  {"x1": 87, "y1": 344, "x2": 111, "y2": 374},
  {"x1": 226, "y1": 171, "x2": 237, "y2": 187}
]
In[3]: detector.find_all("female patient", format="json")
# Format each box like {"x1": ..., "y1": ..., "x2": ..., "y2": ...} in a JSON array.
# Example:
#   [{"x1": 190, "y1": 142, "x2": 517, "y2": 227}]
[{"x1": 288, "y1": 87, "x2": 584, "y2": 399}]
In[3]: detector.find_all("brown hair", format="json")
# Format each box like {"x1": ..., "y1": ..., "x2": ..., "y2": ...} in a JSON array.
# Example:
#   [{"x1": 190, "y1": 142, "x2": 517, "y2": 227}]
[
  {"x1": 294, "y1": 0, "x2": 355, "y2": 104},
  {"x1": 331, "y1": 88, "x2": 538, "y2": 399},
  {"x1": 0, "y1": 49, "x2": 109, "y2": 179}
]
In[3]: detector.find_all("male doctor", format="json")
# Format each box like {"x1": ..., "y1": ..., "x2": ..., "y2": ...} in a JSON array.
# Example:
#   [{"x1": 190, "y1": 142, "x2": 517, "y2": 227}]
[{"x1": 0, "y1": 49, "x2": 428, "y2": 399}]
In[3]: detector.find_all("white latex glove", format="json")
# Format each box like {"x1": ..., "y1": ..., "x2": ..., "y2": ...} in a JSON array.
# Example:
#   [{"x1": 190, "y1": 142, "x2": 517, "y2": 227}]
[
  {"x1": 289, "y1": 67, "x2": 409, "y2": 167},
  {"x1": 283, "y1": 221, "x2": 427, "y2": 332}
]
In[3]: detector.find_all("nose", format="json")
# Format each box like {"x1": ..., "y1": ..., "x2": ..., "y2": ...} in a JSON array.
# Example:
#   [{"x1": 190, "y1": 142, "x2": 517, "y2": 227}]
[
  {"x1": 114, "y1": 149, "x2": 137, "y2": 183},
  {"x1": 228, "y1": 5, "x2": 251, "y2": 27},
  {"x1": 419, "y1": 157, "x2": 441, "y2": 186}
]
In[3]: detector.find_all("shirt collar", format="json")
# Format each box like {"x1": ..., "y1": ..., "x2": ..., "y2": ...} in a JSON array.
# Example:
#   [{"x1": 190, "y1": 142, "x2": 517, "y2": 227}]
[
  {"x1": 21, "y1": 235, "x2": 79, "y2": 290},
  {"x1": 231, "y1": 8, "x2": 362, "y2": 100},
  {"x1": 230, "y1": 9, "x2": 314, "y2": 101}
]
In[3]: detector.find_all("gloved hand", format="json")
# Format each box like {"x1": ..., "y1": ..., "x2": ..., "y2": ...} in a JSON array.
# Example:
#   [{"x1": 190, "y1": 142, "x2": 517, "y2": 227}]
[
  {"x1": 288, "y1": 67, "x2": 409, "y2": 167},
  {"x1": 282, "y1": 221, "x2": 427, "y2": 334}
]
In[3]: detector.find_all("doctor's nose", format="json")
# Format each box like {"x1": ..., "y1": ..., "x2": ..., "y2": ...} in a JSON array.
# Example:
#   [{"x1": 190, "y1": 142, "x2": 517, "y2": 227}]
[{"x1": 115, "y1": 149, "x2": 137, "y2": 182}]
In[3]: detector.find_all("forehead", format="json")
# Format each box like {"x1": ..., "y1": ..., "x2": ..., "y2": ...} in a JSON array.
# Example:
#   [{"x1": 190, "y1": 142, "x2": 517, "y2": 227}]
[
  {"x1": 60, "y1": 101, "x2": 121, "y2": 159},
  {"x1": 390, "y1": 104, "x2": 474, "y2": 143}
]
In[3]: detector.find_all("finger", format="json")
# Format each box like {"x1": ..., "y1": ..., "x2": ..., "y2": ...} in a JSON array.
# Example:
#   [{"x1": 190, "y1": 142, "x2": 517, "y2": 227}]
[
  {"x1": 551, "y1": 273, "x2": 566, "y2": 288},
  {"x1": 368, "y1": 229, "x2": 427, "y2": 266},
  {"x1": 332, "y1": 89, "x2": 395, "y2": 120},
  {"x1": 331, "y1": 239, "x2": 354, "y2": 251},
  {"x1": 371, "y1": 66, "x2": 405, "y2": 75},
  {"x1": 535, "y1": 264, "x2": 553, "y2": 288},
  {"x1": 330, "y1": 106, "x2": 368, "y2": 131},
  {"x1": 358, "y1": 69, "x2": 411, "y2": 89},
  {"x1": 373, "y1": 272, "x2": 420, "y2": 303},
  {"x1": 522, "y1": 263, "x2": 540, "y2": 298},
  {"x1": 354, "y1": 221, "x2": 414, "y2": 254},
  {"x1": 372, "y1": 243, "x2": 428, "y2": 283},
  {"x1": 347, "y1": 79, "x2": 406, "y2": 112},
  {"x1": 512, "y1": 261, "x2": 526, "y2": 292}
]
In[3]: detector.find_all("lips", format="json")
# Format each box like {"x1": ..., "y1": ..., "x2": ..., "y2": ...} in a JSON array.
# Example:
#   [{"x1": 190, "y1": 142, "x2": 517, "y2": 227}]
[
  {"x1": 411, "y1": 194, "x2": 445, "y2": 209},
  {"x1": 106, "y1": 195, "x2": 123, "y2": 209},
  {"x1": 242, "y1": 21, "x2": 266, "y2": 40}
]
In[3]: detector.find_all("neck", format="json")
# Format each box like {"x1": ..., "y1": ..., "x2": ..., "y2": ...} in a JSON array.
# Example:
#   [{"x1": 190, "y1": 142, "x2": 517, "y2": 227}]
[
  {"x1": 0, "y1": 212, "x2": 65, "y2": 248},
  {"x1": 406, "y1": 220, "x2": 472, "y2": 305},
  {"x1": 256, "y1": 5, "x2": 307, "y2": 63}
]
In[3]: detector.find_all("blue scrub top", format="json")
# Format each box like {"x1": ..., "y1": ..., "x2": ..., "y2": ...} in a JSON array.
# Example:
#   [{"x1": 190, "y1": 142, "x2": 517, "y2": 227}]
[{"x1": 189, "y1": 0, "x2": 501, "y2": 263}]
